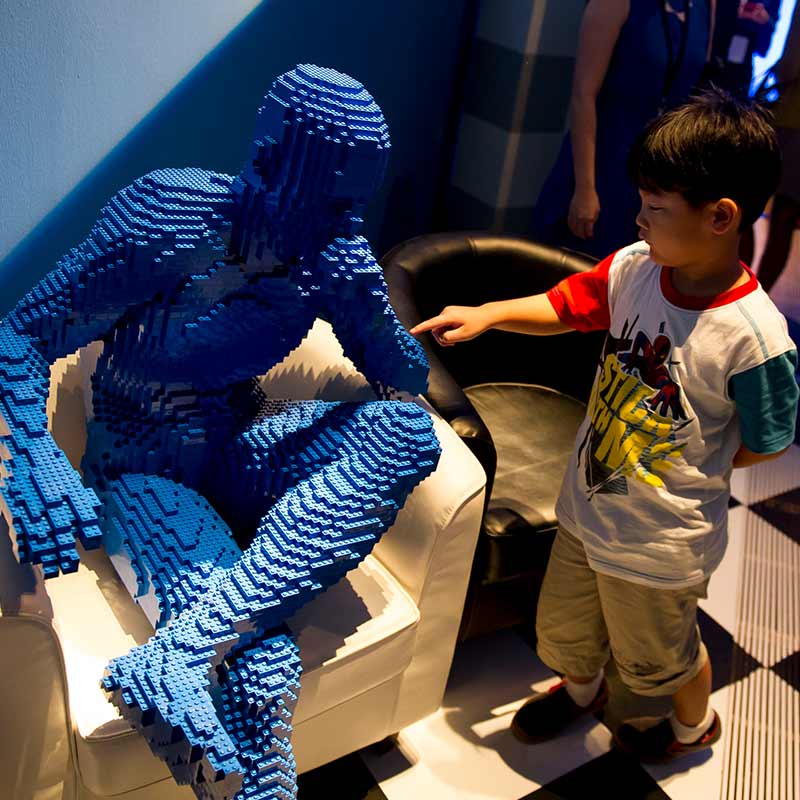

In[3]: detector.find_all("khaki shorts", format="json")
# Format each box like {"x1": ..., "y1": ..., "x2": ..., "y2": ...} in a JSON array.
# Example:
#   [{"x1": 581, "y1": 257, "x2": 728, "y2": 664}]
[{"x1": 535, "y1": 526, "x2": 709, "y2": 697}]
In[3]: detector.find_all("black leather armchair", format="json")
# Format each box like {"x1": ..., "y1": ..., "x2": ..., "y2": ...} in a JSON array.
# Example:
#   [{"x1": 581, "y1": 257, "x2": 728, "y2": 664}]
[{"x1": 381, "y1": 232, "x2": 605, "y2": 640}]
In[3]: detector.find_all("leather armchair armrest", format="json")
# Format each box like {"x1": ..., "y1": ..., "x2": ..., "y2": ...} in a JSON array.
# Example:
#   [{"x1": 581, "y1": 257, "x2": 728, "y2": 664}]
[{"x1": 449, "y1": 414, "x2": 496, "y2": 502}]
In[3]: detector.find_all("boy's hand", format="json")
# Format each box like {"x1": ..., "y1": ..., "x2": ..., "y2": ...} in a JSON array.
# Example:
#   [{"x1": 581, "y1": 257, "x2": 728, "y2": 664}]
[{"x1": 409, "y1": 305, "x2": 495, "y2": 346}]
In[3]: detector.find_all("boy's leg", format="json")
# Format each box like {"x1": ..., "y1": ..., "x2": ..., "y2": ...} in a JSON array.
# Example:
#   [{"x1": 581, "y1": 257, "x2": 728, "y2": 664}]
[
  {"x1": 511, "y1": 526, "x2": 610, "y2": 743},
  {"x1": 534, "y1": 526, "x2": 610, "y2": 680},
  {"x1": 595, "y1": 573, "x2": 721, "y2": 761},
  {"x1": 672, "y1": 654, "x2": 712, "y2": 727}
]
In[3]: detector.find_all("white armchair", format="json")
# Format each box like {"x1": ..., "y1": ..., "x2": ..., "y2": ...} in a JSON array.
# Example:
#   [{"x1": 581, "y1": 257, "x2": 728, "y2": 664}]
[{"x1": 0, "y1": 319, "x2": 486, "y2": 800}]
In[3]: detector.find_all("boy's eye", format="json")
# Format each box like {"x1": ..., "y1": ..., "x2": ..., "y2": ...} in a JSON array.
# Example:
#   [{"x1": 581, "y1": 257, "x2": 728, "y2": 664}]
[{"x1": 648, "y1": 206, "x2": 663, "y2": 212}]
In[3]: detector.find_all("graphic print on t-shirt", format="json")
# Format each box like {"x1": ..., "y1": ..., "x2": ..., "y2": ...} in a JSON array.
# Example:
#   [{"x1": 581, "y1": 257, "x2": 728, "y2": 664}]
[{"x1": 577, "y1": 317, "x2": 692, "y2": 499}]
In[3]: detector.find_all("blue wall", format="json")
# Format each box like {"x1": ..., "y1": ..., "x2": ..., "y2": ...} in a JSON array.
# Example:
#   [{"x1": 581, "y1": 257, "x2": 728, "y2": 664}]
[{"x1": 0, "y1": 1, "x2": 470, "y2": 313}]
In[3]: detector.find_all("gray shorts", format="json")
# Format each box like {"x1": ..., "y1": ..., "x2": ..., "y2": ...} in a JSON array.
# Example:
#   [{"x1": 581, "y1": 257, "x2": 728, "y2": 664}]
[{"x1": 535, "y1": 526, "x2": 709, "y2": 697}]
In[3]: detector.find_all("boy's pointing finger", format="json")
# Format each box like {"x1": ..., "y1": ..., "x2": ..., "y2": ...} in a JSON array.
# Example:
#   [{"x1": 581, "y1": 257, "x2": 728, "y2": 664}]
[{"x1": 410, "y1": 316, "x2": 447, "y2": 336}]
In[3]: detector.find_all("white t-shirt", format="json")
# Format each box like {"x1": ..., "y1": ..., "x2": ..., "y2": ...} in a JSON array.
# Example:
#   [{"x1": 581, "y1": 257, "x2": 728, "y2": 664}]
[{"x1": 546, "y1": 243, "x2": 798, "y2": 588}]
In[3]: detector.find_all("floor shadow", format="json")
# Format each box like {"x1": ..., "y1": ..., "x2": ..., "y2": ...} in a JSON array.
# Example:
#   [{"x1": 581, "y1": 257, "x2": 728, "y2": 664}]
[{"x1": 381, "y1": 631, "x2": 714, "y2": 792}]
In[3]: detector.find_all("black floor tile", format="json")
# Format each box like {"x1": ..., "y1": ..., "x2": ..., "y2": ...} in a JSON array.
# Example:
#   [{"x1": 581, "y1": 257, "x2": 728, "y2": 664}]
[
  {"x1": 520, "y1": 750, "x2": 671, "y2": 799},
  {"x1": 728, "y1": 495, "x2": 741, "y2": 509},
  {"x1": 771, "y1": 649, "x2": 800, "y2": 692},
  {"x1": 297, "y1": 752, "x2": 388, "y2": 799},
  {"x1": 697, "y1": 608, "x2": 761, "y2": 692},
  {"x1": 749, "y1": 488, "x2": 800, "y2": 545}
]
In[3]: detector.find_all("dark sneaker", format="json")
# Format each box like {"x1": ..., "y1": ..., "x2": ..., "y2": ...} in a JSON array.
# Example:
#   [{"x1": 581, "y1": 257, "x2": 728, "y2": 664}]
[
  {"x1": 510, "y1": 679, "x2": 609, "y2": 744},
  {"x1": 613, "y1": 711, "x2": 722, "y2": 763}
]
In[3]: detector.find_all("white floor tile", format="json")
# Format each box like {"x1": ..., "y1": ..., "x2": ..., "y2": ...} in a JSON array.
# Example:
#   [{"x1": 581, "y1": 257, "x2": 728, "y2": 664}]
[{"x1": 362, "y1": 630, "x2": 611, "y2": 800}]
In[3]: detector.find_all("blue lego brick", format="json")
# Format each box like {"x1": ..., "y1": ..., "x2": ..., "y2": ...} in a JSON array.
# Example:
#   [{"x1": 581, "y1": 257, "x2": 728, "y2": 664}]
[
  {"x1": 102, "y1": 400, "x2": 438, "y2": 797},
  {"x1": 0, "y1": 321, "x2": 103, "y2": 575},
  {"x1": 212, "y1": 631, "x2": 301, "y2": 800},
  {"x1": 2, "y1": 62, "x2": 440, "y2": 800}
]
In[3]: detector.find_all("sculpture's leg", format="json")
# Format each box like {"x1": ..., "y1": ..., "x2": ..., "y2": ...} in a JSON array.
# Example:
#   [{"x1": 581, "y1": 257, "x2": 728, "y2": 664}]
[
  {"x1": 203, "y1": 397, "x2": 363, "y2": 540},
  {"x1": 103, "y1": 399, "x2": 439, "y2": 798},
  {"x1": 101, "y1": 473, "x2": 241, "y2": 628},
  {"x1": 101, "y1": 473, "x2": 297, "y2": 799},
  {"x1": 214, "y1": 629, "x2": 301, "y2": 800}
]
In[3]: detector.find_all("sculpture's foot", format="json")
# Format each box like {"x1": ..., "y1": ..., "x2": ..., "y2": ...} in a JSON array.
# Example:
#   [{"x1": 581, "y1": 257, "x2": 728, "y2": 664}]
[
  {"x1": 103, "y1": 628, "x2": 245, "y2": 798},
  {"x1": 104, "y1": 624, "x2": 301, "y2": 800}
]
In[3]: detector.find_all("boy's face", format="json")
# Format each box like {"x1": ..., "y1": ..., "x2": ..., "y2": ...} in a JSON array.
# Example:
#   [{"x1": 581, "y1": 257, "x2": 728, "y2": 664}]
[{"x1": 635, "y1": 189, "x2": 731, "y2": 267}]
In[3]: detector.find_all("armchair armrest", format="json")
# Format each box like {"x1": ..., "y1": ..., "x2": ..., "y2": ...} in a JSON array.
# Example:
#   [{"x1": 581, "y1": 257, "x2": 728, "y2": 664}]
[{"x1": 449, "y1": 414, "x2": 496, "y2": 503}]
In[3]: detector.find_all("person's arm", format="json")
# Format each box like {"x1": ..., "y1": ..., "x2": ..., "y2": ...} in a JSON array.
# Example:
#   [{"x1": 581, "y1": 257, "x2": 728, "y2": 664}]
[
  {"x1": 732, "y1": 444, "x2": 790, "y2": 467},
  {"x1": 409, "y1": 294, "x2": 571, "y2": 346},
  {"x1": 707, "y1": 0, "x2": 717, "y2": 61},
  {"x1": 567, "y1": 0, "x2": 629, "y2": 240},
  {"x1": 728, "y1": 350, "x2": 798, "y2": 468},
  {"x1": 774, "y1": 2, "x2": 800, "y2": 84},
  {"x1": 409, "y1": 253, "x2": 616, "y2": 346}
]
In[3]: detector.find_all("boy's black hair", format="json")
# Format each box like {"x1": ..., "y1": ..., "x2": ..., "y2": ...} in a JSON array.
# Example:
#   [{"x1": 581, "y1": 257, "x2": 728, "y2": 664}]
[{"x1": 628, "y1": 87, "x2": 781, "y2": 229}]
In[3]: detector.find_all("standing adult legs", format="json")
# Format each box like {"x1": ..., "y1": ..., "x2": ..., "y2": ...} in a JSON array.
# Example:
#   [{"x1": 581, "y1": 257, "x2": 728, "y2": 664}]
[{"x1": 756, "y1": 194, "x2": 800, "y2": 294}]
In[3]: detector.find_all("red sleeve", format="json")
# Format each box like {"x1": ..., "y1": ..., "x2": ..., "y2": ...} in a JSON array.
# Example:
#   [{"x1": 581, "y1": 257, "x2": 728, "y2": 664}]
[{"x1": 545, "y1": 251, "x2": 615, "y2": 332}]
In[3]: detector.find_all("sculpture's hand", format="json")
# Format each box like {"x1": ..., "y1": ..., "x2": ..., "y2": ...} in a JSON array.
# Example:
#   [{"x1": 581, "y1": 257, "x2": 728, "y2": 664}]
[
  {"x1": 0, "y1": 320, "x2": 102, "y2": 576},
  {"x1": 104, "y1": 621, "x2": 246, "y2": 795}
]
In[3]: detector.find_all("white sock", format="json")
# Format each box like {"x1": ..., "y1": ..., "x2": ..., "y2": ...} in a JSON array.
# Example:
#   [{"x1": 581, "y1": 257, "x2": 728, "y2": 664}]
[
  {"x1": 669, "y1": 706, "x2": 716, "y2": 743},
  {"x1": 564, "y1": 670, "x2": 604, "y2": 707}
]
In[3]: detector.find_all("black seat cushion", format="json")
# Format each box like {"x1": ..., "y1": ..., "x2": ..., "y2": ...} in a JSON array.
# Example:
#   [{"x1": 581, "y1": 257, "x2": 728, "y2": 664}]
[{"x1": 464, "y1": 383, "x2": 587, "y2": 582}]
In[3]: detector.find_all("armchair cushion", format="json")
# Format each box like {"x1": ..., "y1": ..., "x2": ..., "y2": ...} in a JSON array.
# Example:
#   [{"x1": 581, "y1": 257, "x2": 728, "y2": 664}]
[{"x1": 464, "y1": 383, "x2": 586, "y2": 583}]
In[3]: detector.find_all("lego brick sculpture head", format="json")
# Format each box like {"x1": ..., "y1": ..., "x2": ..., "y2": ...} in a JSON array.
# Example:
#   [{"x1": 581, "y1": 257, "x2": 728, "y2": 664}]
[{"x1": 232, "y1": 64, "x2": 391, "y2": 265}]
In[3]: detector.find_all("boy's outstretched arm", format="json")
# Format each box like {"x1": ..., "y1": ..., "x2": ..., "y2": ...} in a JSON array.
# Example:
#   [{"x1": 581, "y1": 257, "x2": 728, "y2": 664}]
[{"x1": 409, "y1": 294, "x2": 572, "y2": 346}]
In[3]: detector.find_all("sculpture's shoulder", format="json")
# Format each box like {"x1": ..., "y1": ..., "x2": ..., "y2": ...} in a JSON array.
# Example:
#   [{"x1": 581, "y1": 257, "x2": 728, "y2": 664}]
[{"x1": 102, "y1": 168, "x2": 237, "y2": 240}]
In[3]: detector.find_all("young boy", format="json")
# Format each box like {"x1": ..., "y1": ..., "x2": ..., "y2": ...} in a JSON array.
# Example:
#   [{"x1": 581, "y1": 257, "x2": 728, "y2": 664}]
[{"x1": 411, "y1": 88, "x2": 799, "y2": 762}]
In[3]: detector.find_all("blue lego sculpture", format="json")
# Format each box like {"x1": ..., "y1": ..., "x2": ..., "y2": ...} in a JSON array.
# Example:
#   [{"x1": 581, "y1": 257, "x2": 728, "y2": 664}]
[{"x1": 0, "y1": 64, "x2": 440, "y2": 800}]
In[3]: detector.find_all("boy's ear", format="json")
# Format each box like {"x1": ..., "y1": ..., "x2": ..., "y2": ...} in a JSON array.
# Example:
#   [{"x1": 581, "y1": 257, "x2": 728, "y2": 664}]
[{"x1": 709, "y1": 198, "x2": 740, "y2": 234}]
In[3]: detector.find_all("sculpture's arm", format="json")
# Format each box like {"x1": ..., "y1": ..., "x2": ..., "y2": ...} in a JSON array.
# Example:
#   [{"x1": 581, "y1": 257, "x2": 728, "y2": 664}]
[
  {"x1": 0, "y1": 168, "x2": 235, "y2": 576},
  {"x1": 0, "y1": 319, "x2": 102, "y2": 575},
  {"x1": 300, "y1": 236, "x2": 430, "y2": 396}
]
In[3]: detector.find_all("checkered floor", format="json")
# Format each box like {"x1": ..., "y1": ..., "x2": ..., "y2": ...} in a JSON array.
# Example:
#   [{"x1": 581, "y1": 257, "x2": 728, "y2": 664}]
[{"x1": 298, "y1": 226, "x2": 800, "y2": 800}]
